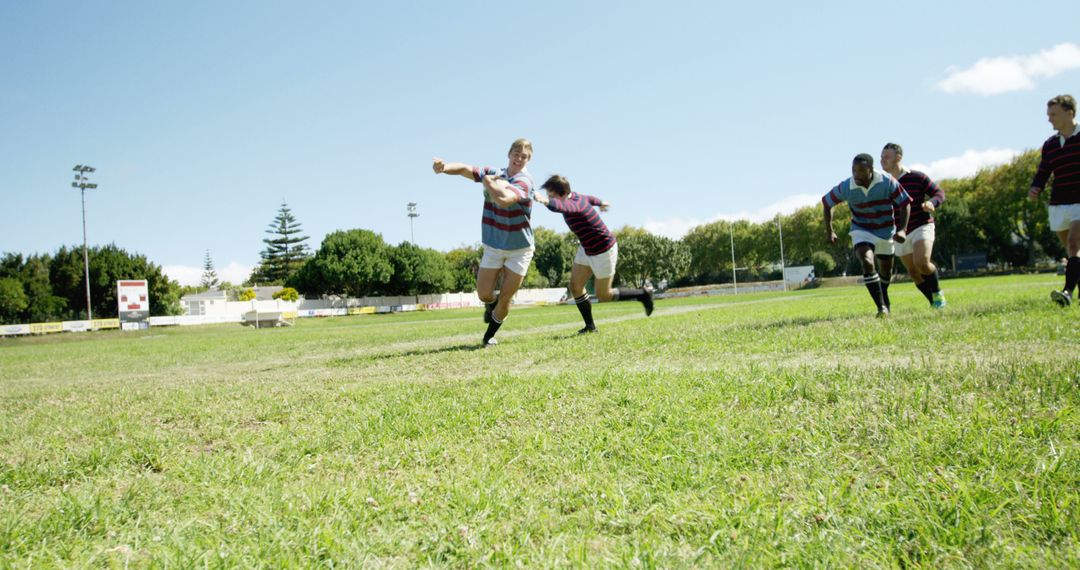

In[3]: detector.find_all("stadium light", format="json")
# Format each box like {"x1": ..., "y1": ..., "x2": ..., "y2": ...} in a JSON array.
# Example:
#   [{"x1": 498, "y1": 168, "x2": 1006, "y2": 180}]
[
  {"x1": 72, "y1": 165, "x2": 98, "y2": 325},
  {"x1": 407, "y1": 202, "x2": 419, "y2": 244}
]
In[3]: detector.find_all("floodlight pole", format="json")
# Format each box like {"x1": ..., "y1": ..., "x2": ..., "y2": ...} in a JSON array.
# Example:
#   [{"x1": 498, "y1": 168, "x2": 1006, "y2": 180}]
[
  {"x1": 407, "y1": 202, "x2": 419, "y2": 244},
  {"x1": 72, "y1": 165, "x2": 98, "y2": 323},
  {"x1": 777, "y1": 215, "x2": 788, "y2": 291},
  {"x1": 730, "y1": 224, "x2": 737, "y2": 295}
]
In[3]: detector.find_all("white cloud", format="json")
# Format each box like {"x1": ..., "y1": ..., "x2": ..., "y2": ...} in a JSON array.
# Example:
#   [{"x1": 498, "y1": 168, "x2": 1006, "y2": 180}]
[
  {"x1": 909, "y1": 148, "x2": 1019, "y2": 180},
  {"x1": 644, "y1": 194, "x2": 821, "y2": 239},
  {"x1": 163, "y1": 261, "x2": 253, "y2": 286},
  {"x1": 937, "y1": 42, "x2": 1080, "y2": 95}
]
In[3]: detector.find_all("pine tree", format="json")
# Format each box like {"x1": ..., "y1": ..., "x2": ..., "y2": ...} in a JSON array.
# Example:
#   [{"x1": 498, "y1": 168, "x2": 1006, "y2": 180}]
[
  {"x1": 258, "y1": 202, "x2": 310, "y2": 283},
  {"x1": 200, "y1": 250, "x2": 220, "y2": 290}
]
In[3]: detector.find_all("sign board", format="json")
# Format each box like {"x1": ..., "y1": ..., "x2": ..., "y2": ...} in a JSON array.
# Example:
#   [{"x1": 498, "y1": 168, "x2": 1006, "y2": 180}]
[
  {"x1": 30, "y1": 322, "x2": 63, "y2": 334},
  {"x1": 0, "y1": 324, "x2": 31, "y2": 336},
  {"x1": 117, "y1": 280, "x2": 150, "y2": 328},
  {"x1": 93, "y1": 318, "x2": 121, "y2": 330},
  {"x1": 62, "y1": 320, "x2": 92, "y2": 332},
  {"x1": 783, "y1": 265, "x2": 817, "y2": 288},
  {"x1": 955, "y1": 253, "x2": 988, "y2": 272}
]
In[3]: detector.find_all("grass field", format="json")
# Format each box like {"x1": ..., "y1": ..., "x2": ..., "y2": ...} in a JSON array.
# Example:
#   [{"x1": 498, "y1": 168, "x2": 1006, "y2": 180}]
[{"x1": 1, "y1": 274, "x2": 1077, "y2": 568}]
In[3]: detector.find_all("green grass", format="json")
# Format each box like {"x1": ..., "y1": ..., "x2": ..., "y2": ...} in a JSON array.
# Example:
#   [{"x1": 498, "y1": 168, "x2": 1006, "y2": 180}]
[{"x1": 1, "y1": 274, "x2": 1077, "y2": 568}]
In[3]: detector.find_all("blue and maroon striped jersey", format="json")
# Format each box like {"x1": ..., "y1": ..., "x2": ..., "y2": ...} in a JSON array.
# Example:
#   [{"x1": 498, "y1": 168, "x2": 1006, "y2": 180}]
[
  {"x1": 896, "y1": 169, "x2": 945, "y2": 232},
  {"x1": 544, "y1": 193, "x2": 616, "y2": 255},
  {"x1": 823, "y1": 170, "x2": 912, "y2": 239},
  {"x1": 473, "y1": 166, "x2": 534, "y2": 250},
  {"x1": 1031, "y1": 125, "x2": 1080, "y2": 206}
]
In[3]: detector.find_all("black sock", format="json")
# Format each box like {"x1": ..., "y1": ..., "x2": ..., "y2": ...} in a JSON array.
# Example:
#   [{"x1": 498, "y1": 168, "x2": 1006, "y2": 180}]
[
  {"x1": 1065, "y1": 256, "x2": 1080, "y2": 296},
  {"x1": 915, "y1": 280, "x2": 934, "y2": 303},
  {"x1": 880, "y1": 277, "x2": 891, "y2": 309},
  {"x1": 615, "y1": 288, "x2": 646, "y2": 302},
  {"x1": 483, "y1": 314, "x2": 503, "y2": 342},
  {"x1": 862, "y1": 273, "x2": 884, "y2": 309},
  {"x1": 922, "y1": 271, "x2": 940, "y2": 294},
  {"x1": 574, "y1": 294, "x2": 594, "y2": 329}
]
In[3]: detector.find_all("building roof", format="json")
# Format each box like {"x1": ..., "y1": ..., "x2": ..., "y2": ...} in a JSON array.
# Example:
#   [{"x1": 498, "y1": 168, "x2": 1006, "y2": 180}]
[{"x1": 181, "y1": 289, "x2": 228, "y2": 302}]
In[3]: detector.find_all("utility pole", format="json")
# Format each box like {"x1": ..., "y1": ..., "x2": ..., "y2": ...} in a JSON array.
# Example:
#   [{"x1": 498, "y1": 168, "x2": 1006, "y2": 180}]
[
  {"x1": 777, "y1": 215, "x2": 788, "y2": 291},
  {"x1": 407, "y1": 202, "x2": 419, "y2": 244},
  {"x1": 72, "y1": 165, "x2": 98, "y2": 324}
]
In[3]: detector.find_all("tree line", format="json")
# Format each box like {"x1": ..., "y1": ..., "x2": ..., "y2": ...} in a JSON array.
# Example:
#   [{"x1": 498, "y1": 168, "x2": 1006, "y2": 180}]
[
  {"x1": 0, "y1": 245, "x2": 182, "y2": 325},
  {"x1": 0, "y1": 150, "x2": 1065, "y2": 325}
]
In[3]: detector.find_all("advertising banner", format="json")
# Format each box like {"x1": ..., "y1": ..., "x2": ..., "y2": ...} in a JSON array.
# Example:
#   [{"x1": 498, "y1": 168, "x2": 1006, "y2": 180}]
[
  {"x1": 30, "y1": 322, "x2": 63, "y2": 334},
  {"x1": 0, "y1": 324, "x2": 31, "y2": 336},
  {"x1": 62, "y1": 320, "x2": 92, "y2": 332},
  {"x1": 92, "y1": 318, "x2": 120, "y2": 330}
]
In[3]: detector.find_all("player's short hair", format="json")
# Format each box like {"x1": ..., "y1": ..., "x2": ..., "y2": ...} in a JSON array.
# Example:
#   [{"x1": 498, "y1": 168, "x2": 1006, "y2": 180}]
[
  {"x1": 853, "y1": 153, "x2": 874, "y2": 168},
  {"x1": 542, "y1": 175, "x2": 571, "y2": 197},
  {"x1": 509, "y1": 138, "x2": 533, "y2": 155},
  {"x1": 1048, "y1": 94, "x2": 1076, "y2": 113},
  {"x1": 882, "y1": 142, "x2": 903, "y2": 157}
]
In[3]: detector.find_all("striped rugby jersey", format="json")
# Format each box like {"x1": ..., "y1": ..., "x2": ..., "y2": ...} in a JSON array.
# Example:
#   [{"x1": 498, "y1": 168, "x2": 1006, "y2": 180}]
[
  {"x1": 1031, "y1": 122, "x2": 1080, "y2": 206},
  {"x1": 473, "y1": 166, "x2": 534, "y2": 250},
  {"x1": 896, "y1": 169, "x2": 945, "y2": 232},
  {"x1": 822, "y1": 170, "x2": 912, "y2": 239},
  {"x1": 544, "y1": 193, "x2": 616, "y2": 256}
]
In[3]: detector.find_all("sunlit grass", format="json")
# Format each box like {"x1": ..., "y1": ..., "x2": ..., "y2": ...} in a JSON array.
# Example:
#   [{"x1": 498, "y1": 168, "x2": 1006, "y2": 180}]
[{"x1": 1, "y1": 274, "x2": 1077, "y2": 567}]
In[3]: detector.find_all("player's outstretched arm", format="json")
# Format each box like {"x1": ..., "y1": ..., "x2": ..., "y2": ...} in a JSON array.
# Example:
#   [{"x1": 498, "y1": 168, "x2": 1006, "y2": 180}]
[
  {"x1": 432, "y1": 157, "x2": 474, "y2": 179},
  {"x1": 585, "y1": 194, "x2": 611, "y2": 212}
]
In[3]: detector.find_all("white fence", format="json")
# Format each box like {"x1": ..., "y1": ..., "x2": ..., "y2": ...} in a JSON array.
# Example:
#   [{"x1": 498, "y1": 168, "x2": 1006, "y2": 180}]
[{"x1": 1, "y1": 288, "x2": 571, "y2": 336}]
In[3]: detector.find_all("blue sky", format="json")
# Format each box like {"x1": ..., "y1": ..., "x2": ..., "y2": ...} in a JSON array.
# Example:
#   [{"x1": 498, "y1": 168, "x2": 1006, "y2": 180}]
[{"x1": 2, "y1": 1, "x2": 1078, "y2": 285}]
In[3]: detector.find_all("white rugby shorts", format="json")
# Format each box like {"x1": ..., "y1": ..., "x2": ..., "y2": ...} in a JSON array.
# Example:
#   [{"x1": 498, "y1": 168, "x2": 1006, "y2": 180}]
[
  {"x1": 850, "y1": 229, "x2": 895, "y2": 256},
  {"x1": 573, "y1": 243, "x2": 618, "y2": 279},
  {"x1": 894, "y1": 223, "x2": 935, "y2": 257},
  {"x1": 479, "y1": 245, "x2": 535, "y2": 276},
  {"x1": 1048, "y1": 204, "x2": 1080, "y2": 232}
]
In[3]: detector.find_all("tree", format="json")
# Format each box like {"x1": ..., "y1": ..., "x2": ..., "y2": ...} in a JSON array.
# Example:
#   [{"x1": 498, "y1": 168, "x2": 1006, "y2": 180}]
[
  {"x1": 520, "y1": 260, "x2": 550, "y2": 288},
  {"x1": 614, "y1": 227, "x2": 690, "y2": 288},
  {"x1": 932, "y1": 180, "x2": 987, "y2": 270},
  {"x1": 385, "y1": 242, "x2": 454, "y2": 295},
  {"x1": 810, "y1": 251, "x2": 836, "y2": 277},
  {"x1": 255, "y1": 201, "x2": 310, "y2": 284},
  {"x1": 967, "y1": 151, "x2": 1058, "y2": 265},
  {"x1": 682, "y1": 221, "x2": 729, "y2": 284},
  {"x1": 444, "y1": 246, "x2": 481, "y2": 293},
  {"x1": 0, "y1": 277, "x2": 28, "y2": 324},
  {"x1": 272, "y1": 287, "x2": 300, "y2": 302},
  {"x1": 0, "y1": 253, "x2": 61, "y2": 323},
  {"x1": 201, "y1": 250, "x2": 220, "y2": 289},
  {"x1": 49, "y1": 244, "x2": 183, "y2": 318},
  {"x1": 533, "y1": 227, "x2": 576, "y2": 288},
  {"x1": 5, "y1": 254, "x2": 68, "y2": 323},
  {"x1": 288, "y1": 229, "x2": 393, "y2": 297}
]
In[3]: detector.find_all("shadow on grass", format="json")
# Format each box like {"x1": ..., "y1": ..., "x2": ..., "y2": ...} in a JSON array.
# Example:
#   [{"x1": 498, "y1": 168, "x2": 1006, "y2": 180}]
[
  {"x1": 326, "y1": 342, "x2": 487, "y2": 366},
  {"x1": 380, "y1": 343, "x2": 487, "y2": 359}
]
